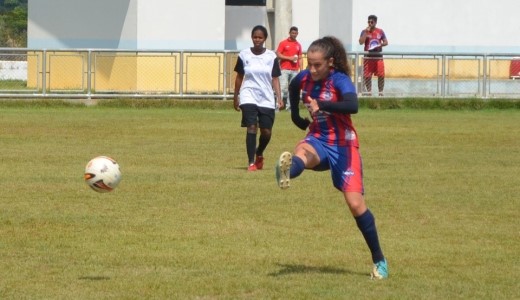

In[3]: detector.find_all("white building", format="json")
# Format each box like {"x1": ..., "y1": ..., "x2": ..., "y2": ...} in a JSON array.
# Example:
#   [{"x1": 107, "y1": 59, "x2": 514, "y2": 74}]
[{"x1": 28, "y1": 0, "x2": 519, "y2": 53}]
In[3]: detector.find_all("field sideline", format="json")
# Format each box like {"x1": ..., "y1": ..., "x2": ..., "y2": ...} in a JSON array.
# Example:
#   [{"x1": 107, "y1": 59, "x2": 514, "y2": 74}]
[{"x1": 0, "y1": 100, "x2": 519, "y2": 299}]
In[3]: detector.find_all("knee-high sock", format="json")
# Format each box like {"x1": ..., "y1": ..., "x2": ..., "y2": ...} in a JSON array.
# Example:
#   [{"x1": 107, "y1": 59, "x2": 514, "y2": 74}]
[
  {"x1": 290, "y1": 155, "x2": 305, "y2": 178},
  {"x1": 256, "y1": 134, "x2": 270, "y2": 157},
  {"x1": 355, "y1": 209, "x2": 384, "y2": 263},
  {"x1": 246, "y1": 132, "x2": 256, "y2": 164}
]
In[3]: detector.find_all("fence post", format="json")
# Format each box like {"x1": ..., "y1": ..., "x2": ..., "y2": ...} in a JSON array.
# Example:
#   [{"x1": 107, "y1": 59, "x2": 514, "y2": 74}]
[
  {"x1": 87, "y1": 50, "x2": 92, "y2": 99},
  {"x1": 441, "y1": 54, "x2": 446, "y2": 97},
  {"x1": 354, "y1": 53, "x2": 361, "y2": 95},
  {"x1": 42, "y1": 49, "x2": 47, "y2": 97},
  {"x1": 223, "y1": 51, "x2": 228, "y2": 99},
  {"x1": 179, "y1": 50, "x2": 184, "y2": 97},
  {"x1": 482, "y1": 54, "x2": 488, "y2": 99}
]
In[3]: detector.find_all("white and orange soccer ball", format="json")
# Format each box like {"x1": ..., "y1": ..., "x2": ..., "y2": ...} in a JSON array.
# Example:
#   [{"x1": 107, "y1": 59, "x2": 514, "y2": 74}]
[{"x1": 84, "y1": 156, "x2": 122, "y2": 193}]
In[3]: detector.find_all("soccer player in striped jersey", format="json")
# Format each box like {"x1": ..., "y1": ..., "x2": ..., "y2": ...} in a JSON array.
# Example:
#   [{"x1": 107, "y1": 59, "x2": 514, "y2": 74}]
[{"x1": 275, "y1": 36, "x2": 388, "y2": 279}]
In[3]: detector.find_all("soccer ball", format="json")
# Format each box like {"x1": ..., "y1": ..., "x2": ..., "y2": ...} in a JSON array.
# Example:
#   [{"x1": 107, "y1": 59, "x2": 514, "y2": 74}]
[{"x1": 84, "y1": 156, "x2": 122, "y2": 193}]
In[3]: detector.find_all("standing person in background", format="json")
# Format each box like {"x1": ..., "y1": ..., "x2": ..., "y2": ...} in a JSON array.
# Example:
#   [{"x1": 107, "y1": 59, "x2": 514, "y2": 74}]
[
  {"x1": 233, "y1": 25, "x2": 283, "y2": 172},
  {"x1": 359, "y1": 15, "x2": 388, "y2": 96},
  {"x1": 275, "y1": 36, "x2": 388, "y2": 279},
  {"x1": 276, "y1": 26, "x2": 302, "y2": 111}
]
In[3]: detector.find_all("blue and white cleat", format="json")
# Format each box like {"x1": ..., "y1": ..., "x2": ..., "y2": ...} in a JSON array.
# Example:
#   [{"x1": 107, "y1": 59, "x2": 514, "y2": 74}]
[{"x1": 371, "y1": 258, "x2": 388, "y2": 279}]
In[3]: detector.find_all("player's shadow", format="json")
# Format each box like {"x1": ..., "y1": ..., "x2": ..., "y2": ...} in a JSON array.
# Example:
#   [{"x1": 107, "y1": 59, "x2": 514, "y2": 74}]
[
  {"x1": 78, "y1": 275, "x2": 110, "y2": 281},
  {"x1": 268, "y1": 263, "x2": 365, "y2": 277}
]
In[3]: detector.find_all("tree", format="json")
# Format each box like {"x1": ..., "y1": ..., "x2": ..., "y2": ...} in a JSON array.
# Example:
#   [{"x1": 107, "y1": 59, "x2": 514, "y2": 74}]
[{"x1": 0, "y1": 0, "x2": 27, "y2": 47}]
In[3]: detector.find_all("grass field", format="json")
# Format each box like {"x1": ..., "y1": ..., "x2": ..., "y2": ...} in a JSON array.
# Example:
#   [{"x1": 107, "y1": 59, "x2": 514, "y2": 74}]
[{"x1": 0, "y1": 100, "x2": 519, "y2": 299}]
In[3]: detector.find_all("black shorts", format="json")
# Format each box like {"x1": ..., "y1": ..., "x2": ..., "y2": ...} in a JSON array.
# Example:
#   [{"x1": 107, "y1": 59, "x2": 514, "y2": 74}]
[{"x1": 240, "y1": 104, "x2": 276, "y2": 129}]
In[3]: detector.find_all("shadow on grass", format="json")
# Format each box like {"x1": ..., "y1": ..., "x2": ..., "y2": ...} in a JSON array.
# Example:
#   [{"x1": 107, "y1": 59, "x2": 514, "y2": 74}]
[
  {"x1": 268, "y1": 263, "x2": 366, "y2": 277},
  {"x1": 78, "y1": 276, "x2": 111, "y2": 281}
]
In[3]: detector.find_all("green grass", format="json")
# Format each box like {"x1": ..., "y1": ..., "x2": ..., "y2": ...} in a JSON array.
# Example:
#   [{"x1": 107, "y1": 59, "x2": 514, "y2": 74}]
[
  {"x1": 0, "y1": 100, "x2": 519, "y2": 299},
  {"x1": 0, "y1": 80, "x2": 27, "y2": 90}
]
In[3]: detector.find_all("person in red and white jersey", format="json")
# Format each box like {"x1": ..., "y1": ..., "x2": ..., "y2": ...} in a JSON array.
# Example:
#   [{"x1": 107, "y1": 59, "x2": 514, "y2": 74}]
[{"x1": 359, "y1": 15, "x2": 388, "y2": 96}]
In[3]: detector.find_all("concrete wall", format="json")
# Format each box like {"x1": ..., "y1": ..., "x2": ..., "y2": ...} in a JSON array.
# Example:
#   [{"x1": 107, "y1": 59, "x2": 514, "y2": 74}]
[
  {"x1": 28, "y1": 0, "x2": 226, "y2": 50},
  {"x1": 28, "y1": 0, "x2": 518, "y2": 53},
  {"x1": 292, "y1": 0, "x2": 320, "y2": 50},
  {"x1": 350, "y1": 0, "x2": 519, "y2": 53},
  {"x1": 224, "y1": 6, "x2": 267, "y2": 50},
  {"x1": 137, "y1": 0, "x2": 225, "y2": 50},
  {"x1": 28, "y1": 0, "x2": 137, "y2": 49},
  {"x1": 290, "y1": 0, "x2": 353, "y2": 52},
  {"x1": 24, "y1": 0, "x2": 518, "y2": 92},
  {"x1": 293, "y1": 0, "x2": 517, "y2": 54},
  {"x1": 0, "y1": 61, "x2": 28, "y2": 80}
]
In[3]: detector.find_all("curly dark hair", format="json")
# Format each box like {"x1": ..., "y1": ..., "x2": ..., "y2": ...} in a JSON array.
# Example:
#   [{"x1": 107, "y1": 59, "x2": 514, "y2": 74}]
[{"x1": 307, "y1": 36, "x2": 351, "y2": 76}]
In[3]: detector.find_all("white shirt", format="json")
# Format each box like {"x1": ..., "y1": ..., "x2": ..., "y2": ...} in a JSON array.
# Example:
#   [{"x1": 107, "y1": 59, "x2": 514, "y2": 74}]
[{"x1": 235, "y1": 48, "x2": 281, "y2": 109}]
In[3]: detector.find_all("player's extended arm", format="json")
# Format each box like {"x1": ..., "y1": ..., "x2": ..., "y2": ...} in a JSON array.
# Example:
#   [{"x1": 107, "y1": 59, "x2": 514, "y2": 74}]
[
  {"x1": 288, "y1": 78, "x2": 310, "y2": 130},
  {"x1": 317, "y1": 92, "x2": 359, "y2": 114},
  {"x1": 272, "y1": 76, "x2": 284, "y2": 109}
]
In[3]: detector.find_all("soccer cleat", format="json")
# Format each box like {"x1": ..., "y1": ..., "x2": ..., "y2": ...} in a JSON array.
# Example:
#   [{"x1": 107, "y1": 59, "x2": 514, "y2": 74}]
[
  {"x1": 370, "y1": 258, "x2": 388, "y2": 280},
  {"x1": 247, "y1": 163, "x2": 257, "y2": 172},
  {"x1": 275, "y1": 151, "x2": 292, "y2": 189},
  {"x1": 254, "y1": 155, "x2": 264, "y2": 170}
]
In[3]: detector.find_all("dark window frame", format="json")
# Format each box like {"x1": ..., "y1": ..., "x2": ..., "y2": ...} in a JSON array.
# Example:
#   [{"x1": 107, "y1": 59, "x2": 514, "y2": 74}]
[{"x1": 225, "y1": 0, "x2": 266, "y2": 6}]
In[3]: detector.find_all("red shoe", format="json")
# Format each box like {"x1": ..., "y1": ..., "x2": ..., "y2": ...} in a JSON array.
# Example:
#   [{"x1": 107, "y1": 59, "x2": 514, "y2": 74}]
[
  {"x1": 254, "y1": 155, "x2": 264, "y2": 170},
  {"x1": 247, "y1": 163, "x2": 257, "y2": 172}
]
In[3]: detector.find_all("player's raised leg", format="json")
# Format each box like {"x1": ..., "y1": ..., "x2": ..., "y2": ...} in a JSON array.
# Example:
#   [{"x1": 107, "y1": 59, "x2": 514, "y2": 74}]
[{"x1": 275, "y1": 151, "x2": 292, "y2": 189}]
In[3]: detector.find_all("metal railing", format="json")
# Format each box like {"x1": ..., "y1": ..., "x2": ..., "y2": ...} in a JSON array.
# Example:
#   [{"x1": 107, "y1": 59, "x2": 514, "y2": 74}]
[{"x1": 0, "y1": 48, "x2": 518, "y2": 99}]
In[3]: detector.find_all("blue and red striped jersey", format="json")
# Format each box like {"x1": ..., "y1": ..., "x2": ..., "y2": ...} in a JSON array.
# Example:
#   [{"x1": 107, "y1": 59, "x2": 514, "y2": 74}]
[{"x1": 293, "y1": 69, "x2": 359, "y2": 147}]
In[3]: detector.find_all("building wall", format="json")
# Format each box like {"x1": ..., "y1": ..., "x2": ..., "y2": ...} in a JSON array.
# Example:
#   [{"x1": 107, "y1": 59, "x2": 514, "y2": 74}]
[
  {"x1": 137, "y1": 0, "x2": 225, "y2": 50},
  {"x1": 28, "y1": 0, "x2": 138, "y2": 49},
  {"x1": 291, "y1": 0, "x2": 352, "y2": 52},
  {"x1": 28, "y1": 0, "x2": 517, "y2": 53},
  {"x1": 28, "y1": 0, "x2": 226, "y2": 50},
  {"x1": 25, "y1": 0, "x2": 517, "y2": 92},
  {"x1": 224, "y1": 6, "x2": 267, "y2": 50},
  {"x1": 292, "y1": 0, "x2": 320, "y2": 50},
  {"x1": 350, "y1": 0, "x2": 519, "y2": 53}
]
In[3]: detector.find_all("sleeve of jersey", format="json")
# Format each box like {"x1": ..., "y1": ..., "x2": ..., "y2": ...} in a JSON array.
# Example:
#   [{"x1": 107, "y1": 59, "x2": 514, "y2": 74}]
[
  {"x1": 316, "y1": 74, "x2": 359, "y2": 114},
  {"x1": 272, "y1": 58, "x2": 281, "y2": 77},
  {"x1": 317, "y1": 92, "x2": 358, "y2": 114},
  {"x1": 289, "y1": 73, "x2": 311, "y2": 130},
  {"x1": 276, "y1": 41, "x2": 284, "y2": 53},
  {"x1": 234, "y1": 56, "x2": 244, "y2": 74}
]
